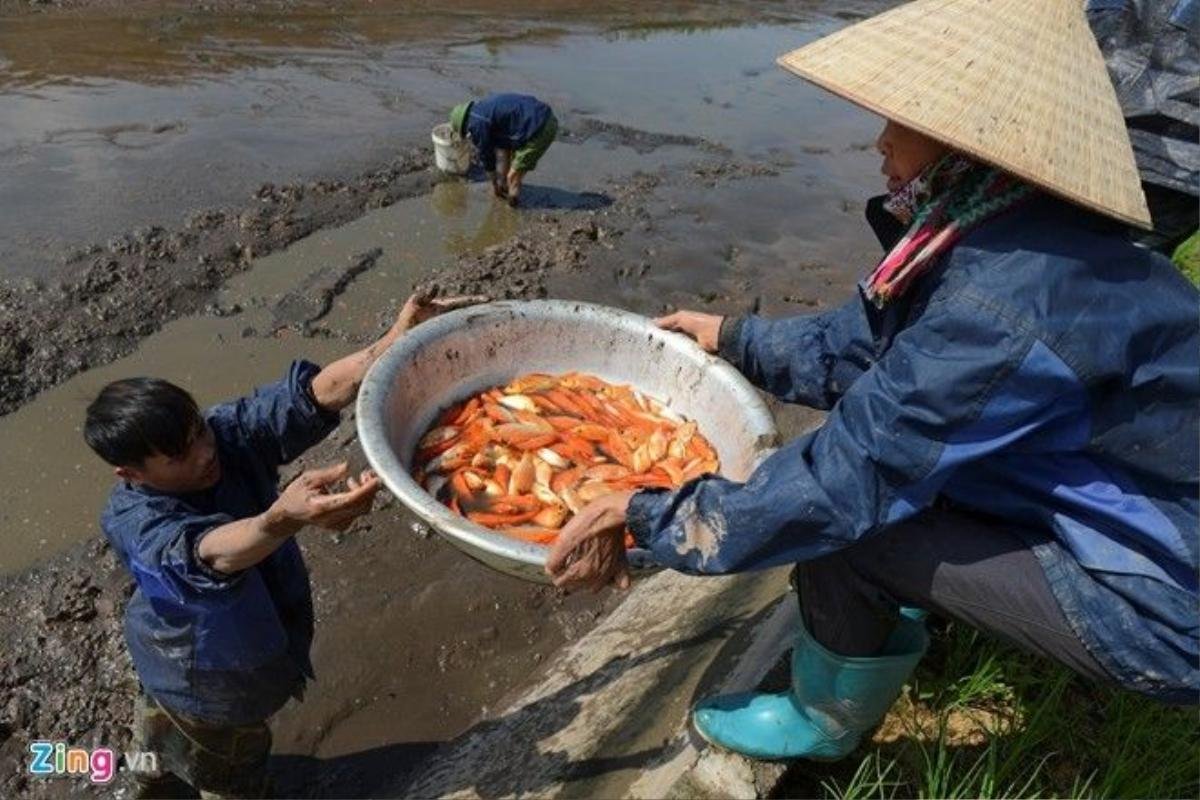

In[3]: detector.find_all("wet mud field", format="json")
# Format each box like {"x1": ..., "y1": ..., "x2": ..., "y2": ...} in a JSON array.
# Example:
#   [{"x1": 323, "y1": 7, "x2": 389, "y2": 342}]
[{"x1": 0, "y1": 1, "x2": 895, "y2": 796}]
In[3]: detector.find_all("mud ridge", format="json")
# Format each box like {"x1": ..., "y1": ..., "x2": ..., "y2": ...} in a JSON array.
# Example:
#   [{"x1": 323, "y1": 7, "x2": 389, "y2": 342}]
[
  {"x1": 0, "y1": 148, "x2": 435, "y2": 418},
  {"x1": 271, "y1": 247, "x2": 385, "y2": 334},
  {"x1": 560, "y1": 118, "x2": 731, "y2": 156}
]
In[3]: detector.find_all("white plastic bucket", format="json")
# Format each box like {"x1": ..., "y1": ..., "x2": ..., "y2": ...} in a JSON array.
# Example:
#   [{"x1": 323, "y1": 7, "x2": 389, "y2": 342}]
[{"x1": 432, "y1": 123, "x2": 472, "y2": 174}]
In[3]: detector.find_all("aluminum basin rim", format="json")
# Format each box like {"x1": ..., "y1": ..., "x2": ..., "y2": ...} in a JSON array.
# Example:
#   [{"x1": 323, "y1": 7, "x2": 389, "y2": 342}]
[{"x1": 356, "y1": 299, "x2": 777, "y2": 568}]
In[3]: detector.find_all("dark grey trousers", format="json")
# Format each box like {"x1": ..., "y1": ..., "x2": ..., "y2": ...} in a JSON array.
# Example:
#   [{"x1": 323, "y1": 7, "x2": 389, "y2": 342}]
[{"x1": 794, "y1": 507, "x2": 1112, "y2": 685}]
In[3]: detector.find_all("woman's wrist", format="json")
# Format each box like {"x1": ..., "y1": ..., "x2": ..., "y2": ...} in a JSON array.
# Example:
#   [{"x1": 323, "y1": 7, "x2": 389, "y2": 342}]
[{"x1": 603, "y1": 491, "x2": 635, "y2": 526}]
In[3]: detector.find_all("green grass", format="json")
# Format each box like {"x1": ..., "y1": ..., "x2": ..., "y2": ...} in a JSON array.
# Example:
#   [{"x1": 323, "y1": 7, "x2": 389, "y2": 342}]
[
  {"x1": 1172, "y1": 230, "x2": 1200, "y2": 288},
  {"x1": 775, "y1": 621, "x2": 1200, "y2": 799}
]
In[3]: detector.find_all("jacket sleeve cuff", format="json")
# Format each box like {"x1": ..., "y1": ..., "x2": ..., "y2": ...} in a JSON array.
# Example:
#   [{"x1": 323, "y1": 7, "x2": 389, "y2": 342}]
[
  {"x1": 627, "y1": 488, "x2": 672, "y2": 550},
  {"x1": 191, "y1": 528, "x2": 243, "y2": 584},
  {"x1": 717, "y1": 315, "x2": 748, "y2": 367},
  {"x1": 292, "y1": 359, "x2": 342, "y2": 430},
  {"x1": 164, "y1": 514, "x2": 244, "y2": 592}
]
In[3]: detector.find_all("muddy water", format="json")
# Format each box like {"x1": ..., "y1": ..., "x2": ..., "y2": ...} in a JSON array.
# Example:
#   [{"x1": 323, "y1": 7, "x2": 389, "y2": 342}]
[
  {"x1": 0, "y1": 180, "x2": 528, "y2": 573},
  {"x1": 0, "y1": 7, "x2": 889, "y2": 572},
  {"x1": 0, "y1": 0, "x2": 885, "y2": 277},
  {"x1": 1, "y1": 2, "x2": 896, "y2": 793},
  {"x1": 0, "y1": 128, "x2": 695, "y2": 572}
]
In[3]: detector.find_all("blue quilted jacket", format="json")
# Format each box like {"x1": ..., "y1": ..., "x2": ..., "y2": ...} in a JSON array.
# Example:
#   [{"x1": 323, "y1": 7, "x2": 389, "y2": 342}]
[{"x1": 629, "y1": 195, "x2": 1199, "y2": 703}]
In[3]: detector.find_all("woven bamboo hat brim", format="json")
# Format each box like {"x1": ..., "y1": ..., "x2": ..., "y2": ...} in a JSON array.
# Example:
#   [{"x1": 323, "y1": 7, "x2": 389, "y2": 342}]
[{"x1": 778, "y1": 0, "x2": 1152, "y2": 229}]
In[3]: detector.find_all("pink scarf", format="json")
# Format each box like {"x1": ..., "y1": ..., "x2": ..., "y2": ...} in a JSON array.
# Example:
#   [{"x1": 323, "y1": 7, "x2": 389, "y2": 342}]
[{"x1": 866, "y1": 154, "x2": 1033, "y2": 306}]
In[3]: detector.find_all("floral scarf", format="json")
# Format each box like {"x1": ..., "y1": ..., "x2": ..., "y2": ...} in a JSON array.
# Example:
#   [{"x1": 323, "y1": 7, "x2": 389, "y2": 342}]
[{"x1": 865, "y1": 154, "x2": 1034, "y2": 306}]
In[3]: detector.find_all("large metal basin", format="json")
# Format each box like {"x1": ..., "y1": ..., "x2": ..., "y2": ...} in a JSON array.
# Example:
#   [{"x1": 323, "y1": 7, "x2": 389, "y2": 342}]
[{"x1": 356, "y1": 300, "x2": 780, "y2": 583}]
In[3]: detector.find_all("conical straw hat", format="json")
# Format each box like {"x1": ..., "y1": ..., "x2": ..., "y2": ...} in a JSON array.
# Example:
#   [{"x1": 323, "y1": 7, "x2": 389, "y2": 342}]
[{"x1": 778, "y1": 0, "x2": 1151, "y2": 229}]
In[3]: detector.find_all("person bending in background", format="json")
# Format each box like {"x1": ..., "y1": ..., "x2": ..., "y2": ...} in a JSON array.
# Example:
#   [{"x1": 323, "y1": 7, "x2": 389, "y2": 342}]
[{"x1": 449, "y1": 93, "x2": 558, "y2": 207}]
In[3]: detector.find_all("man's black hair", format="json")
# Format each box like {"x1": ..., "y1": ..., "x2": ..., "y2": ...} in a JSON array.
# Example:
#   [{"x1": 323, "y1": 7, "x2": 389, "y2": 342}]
[{"x1": 84, "y1": 378, "x2": 204, "y2": 467}]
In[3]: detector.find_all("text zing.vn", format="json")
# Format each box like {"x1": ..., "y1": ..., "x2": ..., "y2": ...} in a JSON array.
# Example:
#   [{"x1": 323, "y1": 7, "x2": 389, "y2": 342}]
[{"x1": 28, "y1": 742, "x2": 159, "y2": 784}]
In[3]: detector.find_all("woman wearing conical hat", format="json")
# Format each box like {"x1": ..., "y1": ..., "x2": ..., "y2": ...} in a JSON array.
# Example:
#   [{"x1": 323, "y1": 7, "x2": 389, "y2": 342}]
[{"x1": 547, "y1": 0, "x2": 1199, "y2": 761}]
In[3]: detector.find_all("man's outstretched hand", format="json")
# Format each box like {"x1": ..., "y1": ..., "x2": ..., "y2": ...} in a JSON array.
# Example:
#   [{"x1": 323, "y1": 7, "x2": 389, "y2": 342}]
[
  {"x1": 393, "y1": 292, "x2": 490, "y2": 334},
  {"x1": 198, "y1": 462, "x2": 383, "y2": 575},
  {"x1": 311, "y1": 292, "x2": 488, "y2": 413},
  {"x1": 267, "y1": 462, "x2": 381, "y2": 534}
]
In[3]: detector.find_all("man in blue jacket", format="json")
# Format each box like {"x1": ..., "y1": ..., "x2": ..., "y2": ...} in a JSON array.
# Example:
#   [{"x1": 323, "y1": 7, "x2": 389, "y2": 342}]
[
  {"x1": 547, "y1": 0, "x2": 1199, "y2": 763},
  {"x1": 85, "y1": 293, "x2": 475, "y2": 796},
  {"x1": 449, "y1": 93, "x2": 558, "y2": 207}
]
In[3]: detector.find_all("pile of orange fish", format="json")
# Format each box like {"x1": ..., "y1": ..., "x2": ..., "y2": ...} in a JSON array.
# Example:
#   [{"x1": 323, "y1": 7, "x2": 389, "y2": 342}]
[{"x1": 412, "y1": 372, "x2": 719, "y2": 546}]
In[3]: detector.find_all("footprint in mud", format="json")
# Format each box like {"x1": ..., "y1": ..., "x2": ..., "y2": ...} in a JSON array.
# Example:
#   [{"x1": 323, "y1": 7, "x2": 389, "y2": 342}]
[{"x1": 44, "y1": 121, "x2": 187, "y2": 150}]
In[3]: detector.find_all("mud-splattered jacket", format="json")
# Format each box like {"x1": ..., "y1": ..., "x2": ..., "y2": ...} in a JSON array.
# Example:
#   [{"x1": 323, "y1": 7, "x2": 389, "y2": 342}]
[
  {"x1": 101, "y1": 361, "x2": 339, "y2": 725},
  {"x1": 628, "y1": 194, "x2": 1200, "y2": 704},
  {"x1": 462, "y1": 93, "x2": 552, "y2": 173}
]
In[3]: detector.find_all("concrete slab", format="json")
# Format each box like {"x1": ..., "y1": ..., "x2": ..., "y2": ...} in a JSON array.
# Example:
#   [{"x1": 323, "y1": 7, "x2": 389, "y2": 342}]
[{"x1": 389, "y1": 567, "x2": 798, "y2": 799}]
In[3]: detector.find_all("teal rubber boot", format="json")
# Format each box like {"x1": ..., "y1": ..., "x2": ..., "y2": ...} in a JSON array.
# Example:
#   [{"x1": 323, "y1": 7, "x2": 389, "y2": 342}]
[{"x1": 691, "y1": 614, "x2": 928, "y2": 760}]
